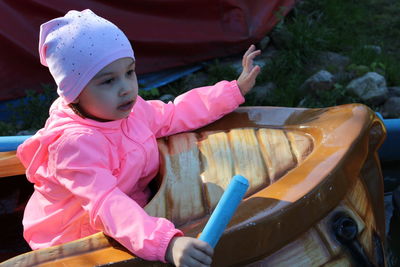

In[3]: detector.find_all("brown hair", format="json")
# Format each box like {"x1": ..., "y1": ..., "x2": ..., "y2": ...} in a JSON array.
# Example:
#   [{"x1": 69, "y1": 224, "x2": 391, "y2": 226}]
[
  {"x1": 68, "y1": 103, "x2": 110, "y2": 122},
  {"x1": 68, "y1": 103, "x2": 86, "y2": 119}
]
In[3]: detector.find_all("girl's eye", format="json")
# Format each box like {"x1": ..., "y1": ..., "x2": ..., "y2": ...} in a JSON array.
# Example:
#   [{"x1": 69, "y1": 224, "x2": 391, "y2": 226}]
[
  {"x1": 127, "y1": 70, "x2": 134, "y2": 76},
  {"x1": 101, "y1": 78, "x2": 114, "y2": 85}
]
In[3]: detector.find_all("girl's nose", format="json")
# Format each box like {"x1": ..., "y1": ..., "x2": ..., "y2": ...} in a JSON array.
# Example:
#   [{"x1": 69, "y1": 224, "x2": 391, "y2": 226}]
[{"x1": 119, "y1": 80, "x2": 133, "y2": 96}]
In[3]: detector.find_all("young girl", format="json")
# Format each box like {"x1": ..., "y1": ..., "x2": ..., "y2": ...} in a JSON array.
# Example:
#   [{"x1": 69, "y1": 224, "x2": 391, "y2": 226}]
[{"x1": 17, "y1": 9, "x2": 261, "y2": 267}]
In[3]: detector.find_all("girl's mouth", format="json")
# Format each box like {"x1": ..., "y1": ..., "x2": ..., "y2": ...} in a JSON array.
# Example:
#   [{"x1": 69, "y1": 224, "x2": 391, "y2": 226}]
[{"x1": 118, "y1": 100, "x2": 135, "y2": 111}]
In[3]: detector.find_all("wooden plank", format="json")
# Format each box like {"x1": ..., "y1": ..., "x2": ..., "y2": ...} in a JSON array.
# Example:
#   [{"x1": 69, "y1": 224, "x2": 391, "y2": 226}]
[
  {"x1": 346, "y1": 178, "x2": 369, "y2": 220},
  {"x1": 322, "y1": 256, "x2": 352, "y2": 267},
  {"x1": 228, "y1": 128, "x2": 269, "y2": 195},
  {"x1": 0, "y1": 151, "x2": 25, "y2": 178},
  {"x1": 247, "y1": 228, "x2": 331, "y2": 267},
  {"x1": 257, "y1": 128, "x2": 296, "y2": 183},
  {"x1": 145, "y1": 133, "x2": 206, "y2": 226},
  {"x1": 286, "y1": 131, "x2": 313, "y2": 163},
  {"x1": 198, "y1": 131, "x2": 236, "y2": 209},
  {"x1": 1, "y1": 233, "x2": 134, "y2": 267}
]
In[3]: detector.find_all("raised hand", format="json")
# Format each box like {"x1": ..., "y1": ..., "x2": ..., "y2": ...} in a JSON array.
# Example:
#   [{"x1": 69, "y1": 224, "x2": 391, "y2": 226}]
[{"x1": 237, "y1": 44, "x2": 261, "y2": 96}]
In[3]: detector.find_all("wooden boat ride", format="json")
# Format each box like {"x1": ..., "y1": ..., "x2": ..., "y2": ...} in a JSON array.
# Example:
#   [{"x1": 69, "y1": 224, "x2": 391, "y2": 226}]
[{"x1": 0, "y1": 104, "x2": 386, "y2": 266}]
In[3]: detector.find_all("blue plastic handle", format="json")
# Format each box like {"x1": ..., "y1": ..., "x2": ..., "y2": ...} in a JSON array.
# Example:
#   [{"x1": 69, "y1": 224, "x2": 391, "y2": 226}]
[{"x1": 199, "y1": 175, "x2": 249, "y2": 248}]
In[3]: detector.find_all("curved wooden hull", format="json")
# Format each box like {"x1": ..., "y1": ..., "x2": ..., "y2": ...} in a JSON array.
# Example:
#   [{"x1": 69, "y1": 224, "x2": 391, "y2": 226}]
[{"x1": 0, "y1": 104, "x2": 386, "y2": 266}]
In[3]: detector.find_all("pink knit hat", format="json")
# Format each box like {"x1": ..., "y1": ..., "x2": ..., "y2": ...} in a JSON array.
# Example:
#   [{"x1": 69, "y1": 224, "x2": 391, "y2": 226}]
[{"x1": 39, "y1": 9, "x2": 135, "y2": 103}]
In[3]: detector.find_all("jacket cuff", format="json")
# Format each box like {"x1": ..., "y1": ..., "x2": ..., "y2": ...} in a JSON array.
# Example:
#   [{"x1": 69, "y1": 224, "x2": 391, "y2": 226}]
[
  {"x1": 229, "y1": 80, "x2": 245, "y2": 107},
  {"x1": 158, "y1": 228, "x2": 184, "y2": 263}
]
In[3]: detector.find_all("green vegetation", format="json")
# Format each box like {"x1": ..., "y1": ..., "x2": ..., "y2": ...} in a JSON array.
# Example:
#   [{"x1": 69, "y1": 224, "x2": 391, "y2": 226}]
[
  {"x1": 138, "y1": 87, "x2": 160, "y2": 99},
  {"x1": 205, "y1": 59, "x2": 238, "y2": 85},
  {"x1": 158, "y1": 0, "x2": 400, "y2": 109},
  {"x1": 0, "y1": 85, "x2": 57, "y2": 136},
  {"x1": 299, "y1": 83, "x2": 358, "y2": 108},
  {"x1": 250, "y1": 0, "x2": 400, "y2": 108},
  {"x1": 1, "y1": 0, "x2": 399, "y2": 135}
]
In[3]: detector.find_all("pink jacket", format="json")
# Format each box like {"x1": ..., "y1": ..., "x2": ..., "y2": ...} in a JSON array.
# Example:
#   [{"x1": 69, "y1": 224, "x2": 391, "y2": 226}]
[{"x1": 17, "y1": 80, "x2": 244, "y2": 262}]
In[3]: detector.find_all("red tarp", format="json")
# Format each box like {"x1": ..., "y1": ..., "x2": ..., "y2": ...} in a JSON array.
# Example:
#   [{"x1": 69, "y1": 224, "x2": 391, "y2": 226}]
[{"x1": 0, "y1": 0, "x2": 295, "y2": 101}]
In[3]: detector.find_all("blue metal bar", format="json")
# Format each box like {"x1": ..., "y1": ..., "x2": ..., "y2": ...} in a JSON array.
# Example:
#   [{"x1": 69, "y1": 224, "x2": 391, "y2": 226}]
[
  {"x1": 0, "y1": 135, "x2": 32, "y2": 152},
  {"x1": 376, "y1": 113, "x2": 400, "y2": 162},
  {"x1": 199, "y1": 175, "x2": 249, "y2": 248}
]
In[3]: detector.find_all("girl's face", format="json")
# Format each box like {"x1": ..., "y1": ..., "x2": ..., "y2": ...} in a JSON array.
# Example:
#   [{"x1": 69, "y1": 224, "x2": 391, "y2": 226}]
[{"x1": 75, "y1": 57, "x2": 138, "y2": 121}]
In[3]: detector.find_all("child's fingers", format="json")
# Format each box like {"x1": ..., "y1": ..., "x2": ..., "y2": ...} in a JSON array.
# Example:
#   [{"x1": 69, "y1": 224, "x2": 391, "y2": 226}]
[
  {"x1": 193, "y1": 239, "x2": 214, "y2": 255},
  {"x1": 242, "y1": 44, "x2": 256, "y2": 67},
  {"x1": 247, "y1": 50, "x2": 261, "y2": 66},
  {"x1": 249, "y1": 49, "x2": 261, "y2": 59},
  {"x1": 244, "y1": 50, "x2": 261, "y2": 72},
  {"x1": 190, "y1": 249, "x2": 213, "y2": 265},
  {"x1": 248, "y1": 65, "x2": 261, "y2": 80},
  {"x1": 243, "y1": 44, "x2": 256, "y2": 58}
]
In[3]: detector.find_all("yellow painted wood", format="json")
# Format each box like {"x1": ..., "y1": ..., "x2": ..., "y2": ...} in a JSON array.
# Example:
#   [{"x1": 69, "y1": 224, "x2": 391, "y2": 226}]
[
  {"x1": 322, "y1": 256, "x2": 352, "y2": 267},
  {"x1": 0, "y1": 233, "x2": 133, "y2": 267},
  {"x1": 37, "y1": 247, "x2": 134, "y2": 267},
  {"x1": 286, "y1": 131, "x2": 313, "y2": 163},
  {"x1": 226, "y1": 128, "x2": 269, "y2": 195},
  {"x1": 257, "y1": 128, "x2": 296, "y2": 183},
  {"x1": 146, "y1": 128, "x2": 313, "y2": 227},
  {"x1": 346, "y1": 178, "x2": 369, "y2": 219},
  {"x1": 198, "y1": 131, "x2": 236, "y2": 209},
  {"x1": 0, "y1": 151, "x2": 25, "y2": 178},
  {"x1": 359, "y1": 210, "x2": 375, "y2": 260},
  {"x1": 0, "y1": 104, "x2": 386, "y2": 266},
  {"x1": 155, "y1": 133, "x2": 206, "y2": 226},
  {"x1": 249, "y1": 228, "x2": 331, "y2": 267}
]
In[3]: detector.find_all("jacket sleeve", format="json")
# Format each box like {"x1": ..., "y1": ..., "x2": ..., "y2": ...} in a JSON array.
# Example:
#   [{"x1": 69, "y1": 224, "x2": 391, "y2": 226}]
[
  {"x1": 49, "y1": 131, "x2": 183, "y2": 262},
  {"x1": 137, "y1": 80, "x2": 244, "y2": 138}
]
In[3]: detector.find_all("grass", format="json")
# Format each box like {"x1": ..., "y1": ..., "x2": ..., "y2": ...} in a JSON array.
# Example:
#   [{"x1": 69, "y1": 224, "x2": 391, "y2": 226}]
[
  {"x1": 1, "y1": 0, "x2": 400, "y2": 135},
  {"x1": 158, "y1": 0, "x2": 400, "y2": 108},
  {"x1": 204, "y1": 59, "x2": 238, "y2": 85},
  {"x1": 308, "y1": 0, "x2": 400, "y2": 85},
  {"x1": 0, "y1": 85, "x2": 58, "y2": 136}
]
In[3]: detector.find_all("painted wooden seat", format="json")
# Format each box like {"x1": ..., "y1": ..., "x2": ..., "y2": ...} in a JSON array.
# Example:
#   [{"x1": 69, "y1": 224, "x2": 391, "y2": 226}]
[
  {"x1": 146, "y1": 128, "x2": 313, "y2": 227},
  {"x1": 0, "y1": 104, "x2": 386, "y2": 266}
]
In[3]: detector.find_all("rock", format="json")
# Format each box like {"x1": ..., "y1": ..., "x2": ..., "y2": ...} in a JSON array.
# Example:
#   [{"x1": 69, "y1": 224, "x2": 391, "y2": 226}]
[
  {"x1": 346, "y1": 72, "x2": 388, "y2": 105},
  {"x1": 363, "y1": 45, "x2": 382, "y2": 54},
  {"x1": 259, "y1": 36, "x2": 271, "y2": 50},
  {"x1": 263, "y1": 44, "x2": 279, "y2": 59},
  {"x1": 318, "y1": 52, "x2": 351, "y2": 69},
  {"x1": 388, "y1": 86, "x2": 400, "y2": 97},
  {"x1": 306, "y1": 52, "x2": 350, "y2": 79},
  {"x1": 347, "y1": 64, "x2": 370, "y2": 77},
  {"x1": 270, "y1": 25, "x2": 293, "y2": 49},
  {"x1": 247, "y1": 82, "x2": 276, "y2": 105},
  {"x1": 382, "y1": 97, "x2": 400, "y2": 118},
  {"x1": 159, "y1": 94, "x2": 175, "y2": 103},
  {"x1": 183, "y1": 72, "x2": 209, "y2": 91},
  {"x1": 300, "y1": 70, "x2": 334, "y2": 92}
]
